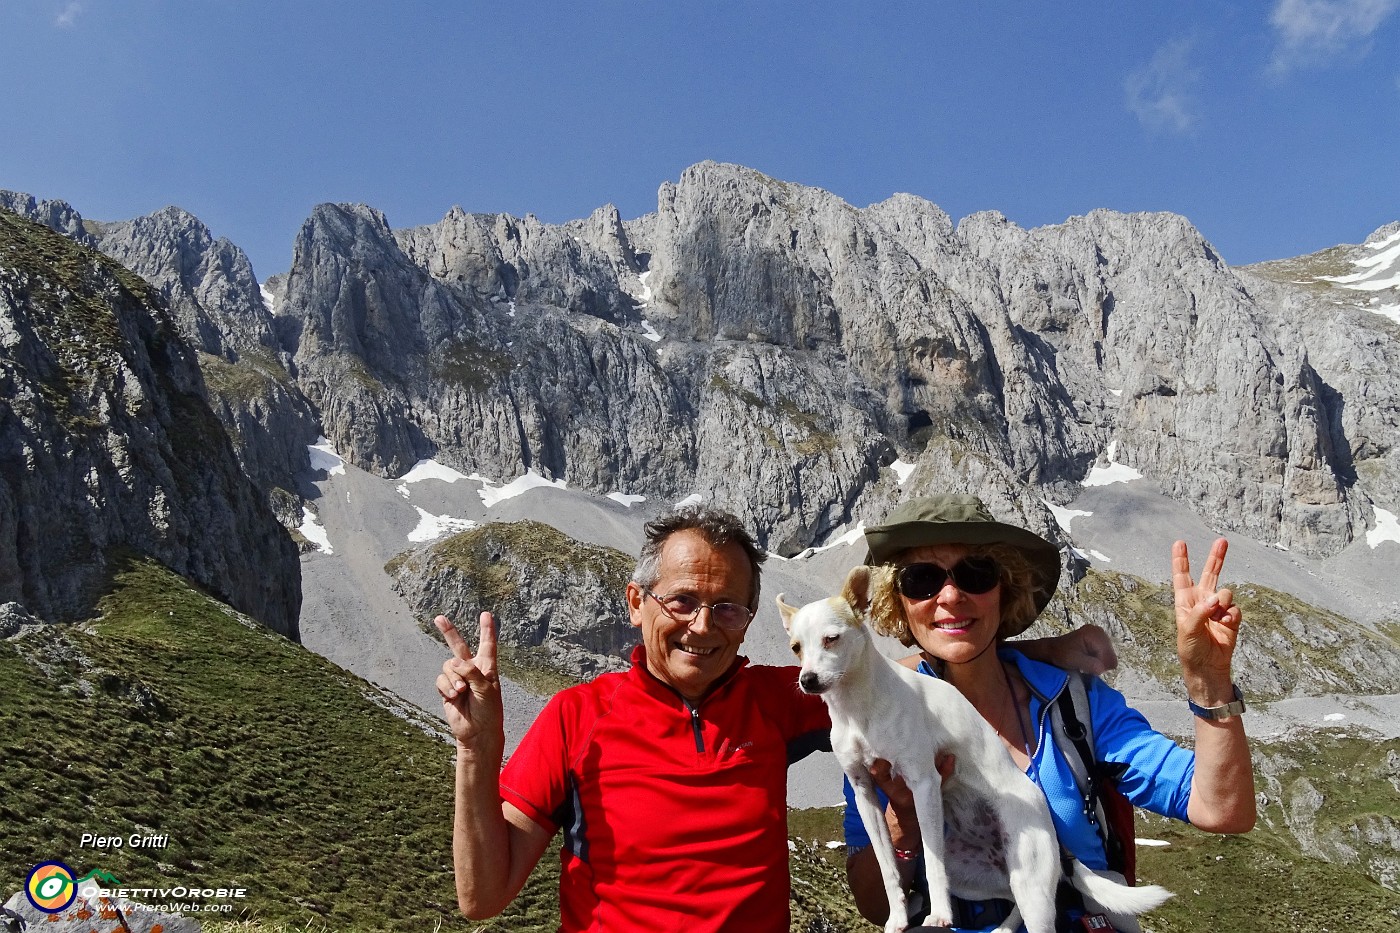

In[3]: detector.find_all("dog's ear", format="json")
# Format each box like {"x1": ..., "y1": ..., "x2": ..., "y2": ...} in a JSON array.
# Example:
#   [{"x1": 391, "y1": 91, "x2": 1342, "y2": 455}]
[
  {"x1": 841, "y1": 565, "x2": 872, "y2": 614},
  {"x1": 775, "y1": 594, "x2": 798, "y2": 632}
]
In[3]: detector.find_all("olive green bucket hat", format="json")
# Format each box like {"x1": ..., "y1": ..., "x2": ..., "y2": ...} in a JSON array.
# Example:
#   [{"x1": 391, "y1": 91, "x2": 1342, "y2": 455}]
[{"x1": 863, "y1": 494, "x2": 1062, "y2": 633}]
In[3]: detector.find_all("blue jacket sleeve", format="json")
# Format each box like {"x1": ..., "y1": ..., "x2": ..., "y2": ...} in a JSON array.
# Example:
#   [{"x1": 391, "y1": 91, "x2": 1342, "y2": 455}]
[{"x1": 1088, "y1": 676, "x2": 1196, "y2": 823}]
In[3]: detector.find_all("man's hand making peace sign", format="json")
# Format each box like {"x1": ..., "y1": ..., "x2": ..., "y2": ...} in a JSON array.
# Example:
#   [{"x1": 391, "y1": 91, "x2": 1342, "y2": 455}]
[{"x1": 436, "y1": 612, "x2": 505, "y2": 757}]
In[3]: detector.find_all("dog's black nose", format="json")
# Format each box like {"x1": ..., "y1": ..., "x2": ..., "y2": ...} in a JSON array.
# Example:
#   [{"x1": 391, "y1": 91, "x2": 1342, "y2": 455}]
[{"x1": 799, "y1": 671, "x2": 825, "y2": 694}]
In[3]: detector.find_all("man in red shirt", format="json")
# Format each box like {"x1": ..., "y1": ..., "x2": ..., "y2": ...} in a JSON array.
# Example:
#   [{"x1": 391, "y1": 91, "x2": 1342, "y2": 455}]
[{"x1": 435, "y1": 507, "x2": 1109, "y2": 931}]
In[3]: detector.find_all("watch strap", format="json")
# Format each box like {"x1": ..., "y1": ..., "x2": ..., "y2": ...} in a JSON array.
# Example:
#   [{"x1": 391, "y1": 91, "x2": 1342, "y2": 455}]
[{"x1": 1188, "y1": 683, "x2": 1246, "y2": 720}]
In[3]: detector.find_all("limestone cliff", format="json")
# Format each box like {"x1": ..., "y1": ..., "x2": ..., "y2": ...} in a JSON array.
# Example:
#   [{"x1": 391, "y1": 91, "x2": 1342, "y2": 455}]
[
  {"x1": 273, "y1": 162, "x2": 1398, "y2": 557},
  {"x1": 0, "y1": 209, "x2": 300, "y2": 635}
]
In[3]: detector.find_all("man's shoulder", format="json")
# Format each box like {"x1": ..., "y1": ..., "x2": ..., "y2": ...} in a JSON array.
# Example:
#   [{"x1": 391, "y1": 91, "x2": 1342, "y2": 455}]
[
  {"x1": 561, "y1": 667, "x2": 631, "y2": 697},
  {"x1": 739, "y1": 662, "x2": 801, "y2": 684}
]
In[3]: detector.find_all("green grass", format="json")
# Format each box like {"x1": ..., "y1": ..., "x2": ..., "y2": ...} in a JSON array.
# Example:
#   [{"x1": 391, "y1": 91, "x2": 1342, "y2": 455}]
[
  {"x1": 1243, "y1": 246, "x2": 1357, "y2": 293},
  {"x1": 198, "y1": 348, "x2": 294, "y2": 405},
  {"x1": 1136, "y1": 806, "x2": 1400, "y2": 931},
  {"x1": 1059, "y1": 568, "x2": 1400, "y2": 699},
  {"x1": 1060, "y1": 568, "x2": 1182, "y2": 687},
  {"x1": 0, "y1": 558, "x2": 459, "y2": 932}
]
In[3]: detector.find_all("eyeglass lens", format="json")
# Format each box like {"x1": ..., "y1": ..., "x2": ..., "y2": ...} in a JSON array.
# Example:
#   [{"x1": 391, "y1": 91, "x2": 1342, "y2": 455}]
[
  {"x1": 651, "y1": 592, "x2": 752, "y2": 629},
  {"x1": 896, "y1": 559, "x2": 1000, "y2": 600}
]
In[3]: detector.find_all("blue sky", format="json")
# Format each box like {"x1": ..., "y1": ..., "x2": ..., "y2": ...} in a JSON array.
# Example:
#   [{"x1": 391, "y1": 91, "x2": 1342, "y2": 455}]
[{"x1": 2, "y1": 1, "x2": 1398, "y2": 280}]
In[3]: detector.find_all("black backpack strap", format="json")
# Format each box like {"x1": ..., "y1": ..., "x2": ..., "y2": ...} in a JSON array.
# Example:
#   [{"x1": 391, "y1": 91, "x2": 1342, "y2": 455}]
[{"x1": 1049, "y1": 672, "x2": 1128, "y2": 876}]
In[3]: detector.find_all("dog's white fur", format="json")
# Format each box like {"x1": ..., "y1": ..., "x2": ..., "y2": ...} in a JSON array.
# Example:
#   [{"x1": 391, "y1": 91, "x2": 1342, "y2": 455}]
[{"x1": 778, "y1": 566, "x2": 1172, "y2": 933}]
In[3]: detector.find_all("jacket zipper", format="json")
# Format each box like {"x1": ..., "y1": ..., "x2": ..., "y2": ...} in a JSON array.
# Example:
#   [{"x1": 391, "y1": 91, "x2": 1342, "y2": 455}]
[{"x1": 684, "y1": 699, "x2": 705, "y2": 753}]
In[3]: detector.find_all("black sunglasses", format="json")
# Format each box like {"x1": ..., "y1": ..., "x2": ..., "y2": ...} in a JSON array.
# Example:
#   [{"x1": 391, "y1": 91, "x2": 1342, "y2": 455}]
[{"x1": 896, "y1": 558, "x2": 1001, "y2": 600}]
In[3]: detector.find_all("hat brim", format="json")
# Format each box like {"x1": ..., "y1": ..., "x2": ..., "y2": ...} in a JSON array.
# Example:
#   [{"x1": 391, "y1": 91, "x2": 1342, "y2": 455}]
[{"x1": 863, "y1": 519, "x2": 1062, "y2": 638}]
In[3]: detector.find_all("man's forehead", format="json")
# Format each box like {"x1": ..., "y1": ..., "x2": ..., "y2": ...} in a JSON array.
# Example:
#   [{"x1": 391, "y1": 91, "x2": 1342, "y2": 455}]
[{"x1": 655, "y1": 532, "x2": 753, "y2": 586}]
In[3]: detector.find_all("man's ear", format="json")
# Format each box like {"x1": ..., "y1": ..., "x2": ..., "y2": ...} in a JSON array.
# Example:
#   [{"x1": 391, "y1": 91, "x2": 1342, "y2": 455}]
[
  {"x1": 626, "y1": 582, "x2": 646, "y2": 628},
  {"x1": 841, "y1": 565, "x2": 872, "y2": 613},
  {"x1": 775, "y1": 594, "x2": 798, "y2": 632}
]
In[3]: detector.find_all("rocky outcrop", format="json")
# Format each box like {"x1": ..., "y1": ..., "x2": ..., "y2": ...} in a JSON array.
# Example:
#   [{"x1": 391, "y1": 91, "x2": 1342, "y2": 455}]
[
  {"x1": 268, "y1": 163, "x2": 1397, "y2": 557},
  {"x1": 89, "y1": 208, "x2": 320, "y2": 502},
  {"x1": 1254, "y1": 731, "x2": 1400, "y2": 894},
  {"x1": 965, "y1": 207, "x2": 1380, "y2": 554},
  {"x1": 0, "y1": 191, "x2": 319, "y2": 506},
  {"x1": 0, "y1": 209, "x2": 300, "y2": 636},
  {"x1": 0, "y1": 191, "x2": 96, "y2": 246},
  {"x1": 1053, "y1": 568, "x2": 1400, "y2": 700},
  {"x1": 387, "y1": 520, "x2": 636, "y2": 680},
  {"x1": 89, "y1": 206, "x2": 275, "y2": 359}
]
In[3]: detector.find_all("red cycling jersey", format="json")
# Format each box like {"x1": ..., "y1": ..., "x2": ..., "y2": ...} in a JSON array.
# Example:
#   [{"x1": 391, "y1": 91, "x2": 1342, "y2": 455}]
[{"x1": 499, "y1": 645, "x2": 831, "y2": 932}]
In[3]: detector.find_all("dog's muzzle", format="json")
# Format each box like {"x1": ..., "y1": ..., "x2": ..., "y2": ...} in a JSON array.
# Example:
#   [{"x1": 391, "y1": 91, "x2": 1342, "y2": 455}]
[{"x1": 798, "y1": 671, "x2": 827, "y2": 695}]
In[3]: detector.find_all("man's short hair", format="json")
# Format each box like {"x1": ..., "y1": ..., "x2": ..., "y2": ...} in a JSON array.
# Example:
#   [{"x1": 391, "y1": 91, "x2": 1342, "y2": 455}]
[{"x1": 631, "y1": 506, "x2": 767, "y2": 609}]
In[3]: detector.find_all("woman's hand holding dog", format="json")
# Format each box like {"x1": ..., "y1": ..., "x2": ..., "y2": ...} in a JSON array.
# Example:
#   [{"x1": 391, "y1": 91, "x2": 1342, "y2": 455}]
[
  {"x1": 869, "y1": 754, "x2": 956, "y2": 853},
  {"x1": 436, "y1": 612, "x2": 506, "y2": 760}
]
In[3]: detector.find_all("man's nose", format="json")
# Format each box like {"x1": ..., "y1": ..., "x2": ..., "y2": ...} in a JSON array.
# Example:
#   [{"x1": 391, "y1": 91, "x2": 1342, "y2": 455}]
[{"x1": 687, "y1": 604, "x2": 715, "y2": 633}]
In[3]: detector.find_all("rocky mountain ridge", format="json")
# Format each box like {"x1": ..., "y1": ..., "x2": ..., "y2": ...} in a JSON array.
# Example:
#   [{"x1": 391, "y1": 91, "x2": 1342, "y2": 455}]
[
  {"x1": 268, "y1": 162, "x2": 1397, "y2": 560},
  {"x1": 0, "y1": 191, "x2": 319, "y2": 522},
  {"x1": 0, "y1": 209, "x2": 300, "y2": 635},
  {"x1": 8, "y1": 165, "x2": 1398, "y2": 565}
]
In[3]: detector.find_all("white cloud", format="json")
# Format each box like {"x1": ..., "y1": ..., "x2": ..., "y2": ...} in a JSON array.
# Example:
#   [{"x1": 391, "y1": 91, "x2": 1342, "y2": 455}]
[
  {"x1": 55, "y1": 2, "x2": 81, "y2": 28},
  {"x1": 1269, "y1": 0, "x2": 1400, "y2": 73},
  {"x1": 1124, "y1": 38, "x2": 1201, "y2": 134}
]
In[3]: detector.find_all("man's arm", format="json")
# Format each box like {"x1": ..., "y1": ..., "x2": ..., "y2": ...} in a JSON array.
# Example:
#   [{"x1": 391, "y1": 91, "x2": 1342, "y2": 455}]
[
  {"x1": 437, "y1": 612, "x2": 554, "y2": 918},
  {"x1": 1012, "y1": 623, "x2": 1119, "y2": 675}
]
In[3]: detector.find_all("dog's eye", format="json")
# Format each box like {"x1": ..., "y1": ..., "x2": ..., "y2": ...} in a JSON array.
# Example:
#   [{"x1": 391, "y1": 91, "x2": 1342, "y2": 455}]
[
  {"x1": 790, "y1": 642, "x2": 801, "y2": 657},
  {"x1": 822, "y1": 634, "x2": 840, "y2": 648}
]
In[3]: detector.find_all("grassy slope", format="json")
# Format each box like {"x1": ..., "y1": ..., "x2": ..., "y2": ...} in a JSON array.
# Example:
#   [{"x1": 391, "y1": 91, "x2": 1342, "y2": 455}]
[{"x1": 0, "y1": 559, "x2": 458, "y2": 931}]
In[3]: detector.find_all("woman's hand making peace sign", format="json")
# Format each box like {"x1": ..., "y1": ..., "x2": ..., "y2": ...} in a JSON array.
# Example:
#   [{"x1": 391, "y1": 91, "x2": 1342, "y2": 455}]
[{"x1": 1172, "y1": 538, "x2": 1243, "y2": 706}]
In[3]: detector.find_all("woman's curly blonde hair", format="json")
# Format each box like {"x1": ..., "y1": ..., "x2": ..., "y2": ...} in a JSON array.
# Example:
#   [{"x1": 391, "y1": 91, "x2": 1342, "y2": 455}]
[{"x1": 868, "y1": 541, "x2": 1046, "y2": 647}]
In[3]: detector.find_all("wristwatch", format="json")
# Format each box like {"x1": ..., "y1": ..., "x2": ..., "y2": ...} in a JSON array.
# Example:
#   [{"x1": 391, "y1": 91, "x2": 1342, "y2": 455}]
[{"x1": 1188, "y1": 684, "x2": 1247, "y2": 720}]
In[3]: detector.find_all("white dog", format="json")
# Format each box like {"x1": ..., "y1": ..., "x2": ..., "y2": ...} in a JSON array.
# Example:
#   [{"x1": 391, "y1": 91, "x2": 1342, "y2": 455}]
[{"x1": 777, "y1": 566, "x2": 1172, "y2": 933}]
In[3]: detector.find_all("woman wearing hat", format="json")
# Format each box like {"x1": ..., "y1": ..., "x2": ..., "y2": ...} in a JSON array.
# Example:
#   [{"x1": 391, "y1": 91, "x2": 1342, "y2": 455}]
[{"x1": 843, "y1": 494, "x2": 1256, "y2": 931}]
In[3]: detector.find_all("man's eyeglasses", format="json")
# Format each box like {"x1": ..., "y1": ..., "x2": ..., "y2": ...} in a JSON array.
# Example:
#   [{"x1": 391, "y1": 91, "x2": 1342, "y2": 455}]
[
  {"x1": 896, "y1": 558, "x2": 1001, "y2": 601},
  {"x1": 645, "y1": 590, "x2": 754, "y2": 630}
]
